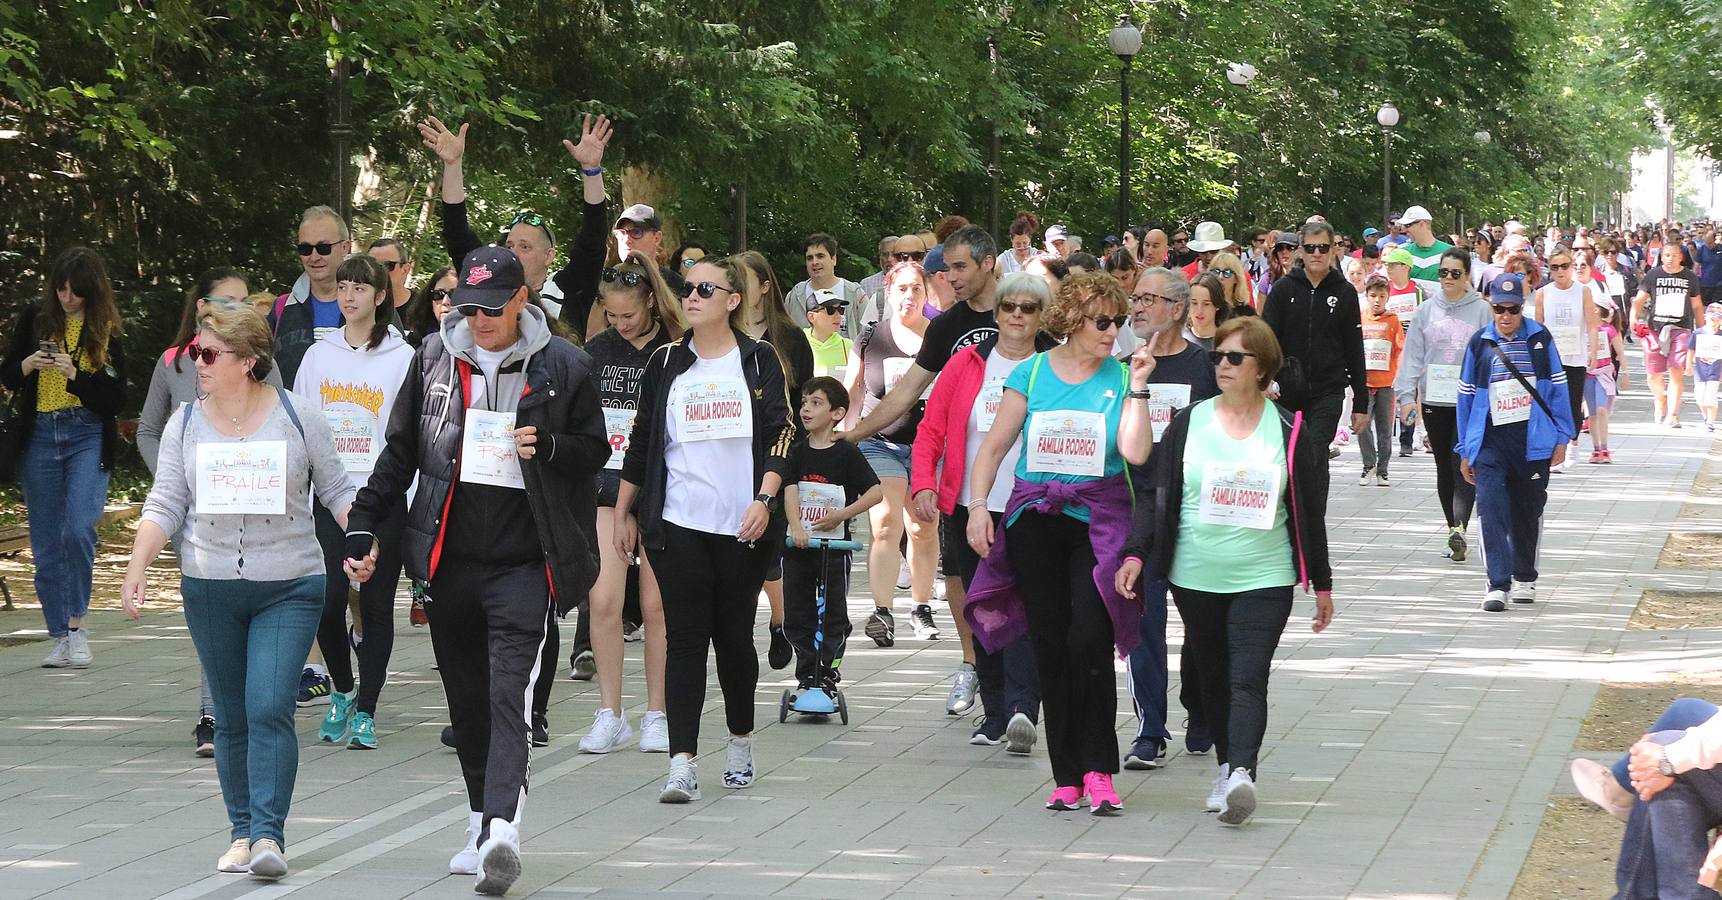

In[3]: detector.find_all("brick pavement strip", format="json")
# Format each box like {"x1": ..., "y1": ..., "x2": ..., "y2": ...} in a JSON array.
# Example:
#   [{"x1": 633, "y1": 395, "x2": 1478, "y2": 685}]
[{"x1": 0, "y1": 381, "x2": 1711, "y2": 897}]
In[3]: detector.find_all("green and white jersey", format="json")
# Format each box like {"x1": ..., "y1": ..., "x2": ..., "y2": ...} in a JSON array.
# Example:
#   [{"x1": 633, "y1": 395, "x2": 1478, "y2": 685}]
[{"x1": 1405, "y1": 239, "x2": 1454, "y2": 297}]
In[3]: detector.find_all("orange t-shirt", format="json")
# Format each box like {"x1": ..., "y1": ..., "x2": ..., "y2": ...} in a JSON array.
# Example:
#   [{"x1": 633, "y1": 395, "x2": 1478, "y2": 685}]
[{"x1": 1359, "y1": 311, "x2": 1405, "y2": 389}]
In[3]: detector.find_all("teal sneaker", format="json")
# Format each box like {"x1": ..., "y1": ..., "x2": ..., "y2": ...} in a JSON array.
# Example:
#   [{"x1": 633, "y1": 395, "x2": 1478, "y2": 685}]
[
  {"x1": 318, "y1": 690, "x2": 355, "y2": 743},
  {"x1": 348, "y1": 711, "x2": 377, "y2": 750}
]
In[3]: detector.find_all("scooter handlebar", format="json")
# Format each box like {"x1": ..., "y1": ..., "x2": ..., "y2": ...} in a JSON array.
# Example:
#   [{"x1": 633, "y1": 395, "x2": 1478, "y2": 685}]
[{"x1": 786, "y1": 537, "x2": 864, "y2": 552}]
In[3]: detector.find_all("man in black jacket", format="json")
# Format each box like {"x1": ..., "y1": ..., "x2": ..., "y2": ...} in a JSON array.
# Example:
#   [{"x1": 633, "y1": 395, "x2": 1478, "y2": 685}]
[
  {"x1": 1260, "y1": 220, "x2": 1370, "y2": 522},
  {"x1": 344, "y1": 246, "x2": 608, "y2": 896}
]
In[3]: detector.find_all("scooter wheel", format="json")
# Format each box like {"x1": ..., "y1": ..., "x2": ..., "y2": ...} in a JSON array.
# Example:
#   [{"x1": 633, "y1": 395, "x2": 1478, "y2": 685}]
[
  {"x1": 779, "y1": 689, "x2": 792, "y2": 724},
  {"x1": 836, "y1": 691, "x2": 848, "y2": 725}
]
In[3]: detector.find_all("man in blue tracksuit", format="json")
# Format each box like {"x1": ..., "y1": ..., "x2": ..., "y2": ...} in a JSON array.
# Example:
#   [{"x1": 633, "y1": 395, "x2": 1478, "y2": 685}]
[{"x1": 1455, "y1": 273, "x2": 1576, "y2": 613}]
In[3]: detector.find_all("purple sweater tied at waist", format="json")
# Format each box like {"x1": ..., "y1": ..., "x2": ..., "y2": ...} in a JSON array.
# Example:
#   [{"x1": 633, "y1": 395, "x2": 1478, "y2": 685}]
[{"x1": 963, "y1": 472, "x2": 1141, "y2": 659}]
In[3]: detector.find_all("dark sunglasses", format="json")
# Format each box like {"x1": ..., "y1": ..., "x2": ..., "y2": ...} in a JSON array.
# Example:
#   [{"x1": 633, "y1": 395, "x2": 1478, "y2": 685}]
[
  {"x1": 1301, "y1": 243, "x2": 1333, "y2": 255},
  {"x1": 1549, "y1": 262, "x2": 1573, "y2": 271},
  {"x1": 457, "y1": 304, "x2": 508, "y2": 318},
  {"x1": 429, "y1": 288, "x2": 455, "y2": 303},
  {"x1": 892, "y1": 250, "x2": 927, "y2": 262},
  {"x1": 1087, "y1": 314, "x2": 1129, "y2": 331},
  {"x1": 813, "y1": 302, "x2": 848, "y2": 314},
  {"x1": 188, "y1": 343, "x2": 239, "y2": 365},
  {"x1": 601, "y1": 268, "x2": 649, "y2": 287},
  {"x1": 297, "y1": 241, "x2": 339, "y2": 257},
  {"x1": 998, "y1": 300, "x2": 1042, "y2": 314},
  {"x1": 686, "y1": 281, "x2": 737, "y2": 300},
  {"x1": 379, "y1": 260, "x2": 401, "y2": 272},
  {"x1": 616, "y1": 224, "x2": 652, "y2": 240},
  {"x1": 1491, "y1": 304, "x2": 1523, "y2": 315},
  {"x1": 1208, "y1": 350, "x2": 1258, "y2": 366},
  {"x1": 1438, "y1": 268, "x2": 1468, "y2": 279}
]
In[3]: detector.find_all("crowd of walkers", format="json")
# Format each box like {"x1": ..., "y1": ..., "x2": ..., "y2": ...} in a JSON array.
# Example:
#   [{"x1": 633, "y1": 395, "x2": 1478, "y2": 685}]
[{"x1": 3, "y1": 112, "x2": 1717, "y2": 894}]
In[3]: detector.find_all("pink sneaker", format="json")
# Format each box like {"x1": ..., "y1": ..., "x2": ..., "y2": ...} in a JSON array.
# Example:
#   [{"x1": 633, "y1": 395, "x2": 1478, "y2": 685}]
[
  {"x1": 1045, "y1": 785, "x2": 1083, "y2": 811},
  {"x1": 1083, "y1": 771, "x2": 1123, "y2": 815},
  {"x1": 1599, "y1": 449, "x2": 1614, "y2": 464}
]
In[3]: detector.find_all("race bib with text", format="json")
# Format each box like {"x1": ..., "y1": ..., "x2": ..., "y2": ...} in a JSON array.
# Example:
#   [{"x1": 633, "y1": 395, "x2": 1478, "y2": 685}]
[
  {"x1": 196, "y1": 440, "x2": 288, "y2": 515},
  {"x1": 460, "y1": 408, "x2": 525, "y2": 490},
  {"x1": 1196, "y1": 462, "x2": 1279, "y2": 530},
  {"x1": 1025, "y1": 410, "x2": 1106, "y2": 477},
  {"x1": 673, "y1": 377, "x2": 751, "y2": 442}
]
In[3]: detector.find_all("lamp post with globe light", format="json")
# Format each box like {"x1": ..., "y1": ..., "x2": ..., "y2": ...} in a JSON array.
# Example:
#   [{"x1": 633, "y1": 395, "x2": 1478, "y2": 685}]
[
  {"x1": 1225, "y1": 62, "x2": 1258, "y2": 234},
  {"x1": 1109, "y1": 16, "x2": 1142, "y2": 236},
  {"x1": 1378, "y1": 101, "x2": 1400, "y2": 230}
]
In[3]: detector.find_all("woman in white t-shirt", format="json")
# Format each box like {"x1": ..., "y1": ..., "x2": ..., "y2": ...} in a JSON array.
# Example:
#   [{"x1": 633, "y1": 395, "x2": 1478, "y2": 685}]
[{"x1": 1532, "y1": 247, "x2": 1600, "y2": 470}]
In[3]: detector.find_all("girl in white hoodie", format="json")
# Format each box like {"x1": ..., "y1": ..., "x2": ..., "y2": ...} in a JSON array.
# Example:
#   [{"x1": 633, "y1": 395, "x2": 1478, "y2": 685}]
[{"x1": 293, "y1": 254, "x2": 416, "y2": 749}]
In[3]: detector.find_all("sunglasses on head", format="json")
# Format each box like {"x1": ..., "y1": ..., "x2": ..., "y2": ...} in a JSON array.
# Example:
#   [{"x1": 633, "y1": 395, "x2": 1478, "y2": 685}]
[
  {"x1": 893, "y1": 250, "x2": 927, "y2": 262},
  {"x1": 457, "y1": 304, "x2": 508, "y2": 318},
  {"x1": 297, "y1": 241, "x2": 339, "y2": 257},
  {"x1": 1438, "y1": 268, "x2": 1468, "y2": 279},
  {"x1": 1301, "y1": 243, "x2": 1332, "y2": 255},
  {"x1": 997, "y1": 300, "x2": 1042, "y2": 314},
  {"x1": 188, "y1": 343, "x2": 239, "y2": 366},
  {"x1": 199, "y1": 296, "x2": 245, "y2": 310},
  {"x1": 601, "y1": 268, "x2": 649, "y2": 287},
  {"x1": 1491, "y1": 304, "x2": 1523, "y2": 315},
  {"x1": 1086, "y1": 314, "x2": 1129, "y2": 331},
  {"x1": 686, "y1": 281, "x2": 737, "y2": 300},
  {"x1": 508, "y1": 211, "x2": 556, "y2": 243},
  {"x1": 1208, "y1": 350, "x2": 1258, "y2": 366}
]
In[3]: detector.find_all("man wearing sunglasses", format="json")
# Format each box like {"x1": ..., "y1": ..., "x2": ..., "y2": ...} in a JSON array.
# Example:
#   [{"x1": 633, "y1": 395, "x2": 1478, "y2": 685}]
[
  {"x1": 1261, "y1": 221, "x2": 1370, "y2": 520},
  {"x1": 1168, "y1": 229, "x2": 1196, "y2": 268},
  {"x1": 785, "y1": 232, "x2": 866, "y2": 334},
  {"x1": 1396, "y1": 205, "x2": 1455, "y2": 298},
  {"x1": 343, "y1": 245, "x2": 609, "y2": 893},
  {"x1": 269, "y1": 205, "x2": 353, "y2": 386}
]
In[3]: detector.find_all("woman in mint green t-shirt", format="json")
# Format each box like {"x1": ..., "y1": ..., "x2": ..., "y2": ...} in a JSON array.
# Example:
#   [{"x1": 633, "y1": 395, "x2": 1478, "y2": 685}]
[{"x1": 1116, "y1": 315, "x2": 1335, "y2": 828}]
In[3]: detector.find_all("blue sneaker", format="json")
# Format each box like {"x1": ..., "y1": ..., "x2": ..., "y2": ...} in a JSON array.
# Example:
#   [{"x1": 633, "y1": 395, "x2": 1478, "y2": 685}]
[
  {"x1": 296, "y1": 667, "x2": 331, "y2": 707},
  {"x1": 319, "y1": 691, "x2": 355, "y2": 743},
  {"x1": 348, "y1": 711, "x2": 377, "y2": 750}
]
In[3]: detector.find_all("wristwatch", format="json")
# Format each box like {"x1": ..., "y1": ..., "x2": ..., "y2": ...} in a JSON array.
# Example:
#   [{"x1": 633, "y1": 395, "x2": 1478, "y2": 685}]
[
  {"x1": 1659, "y1": 748, "x2": 1675, "y2": 777},
  {"x1": 753, "y1": 492, "x2": 779, "y2": 512}
]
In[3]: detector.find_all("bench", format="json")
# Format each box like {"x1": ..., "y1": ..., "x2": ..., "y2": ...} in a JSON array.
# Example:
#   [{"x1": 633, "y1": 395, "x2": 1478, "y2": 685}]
[{"x1": 0, "y1": 525, "x2": 26, "y2": 610}]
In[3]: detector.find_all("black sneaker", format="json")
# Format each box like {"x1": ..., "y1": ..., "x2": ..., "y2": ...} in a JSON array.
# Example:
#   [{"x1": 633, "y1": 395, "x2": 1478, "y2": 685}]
[
  {"x1": 865, "y1": 608, "x2": 895, "y2": 648},
  {"x1": 194, "y1": 716, "x2": 215, "y2": 758},
  {"x1": 968, "y1": 714, "x2": 1006, "y2": 746},
  {"x1": 440, "y1": 725, "x2": 458, "y2": 749},
  {"x1": 1123, "y1": 737, "x2": 1165, "y2": 770},
  {"x1": 768, "y1": 624, "x2": 792, "y2": 670},
  {"x1": 531, "y1": 713, "x2": 550, "y2": 747},
  {"x1": 570, "y1": 650, "x2": 596, "y2": 681},
  {"x1": 296, "y1": 667, "x2": 331, "y2": 707},
  {"x1": 1184, "y1": 717, "x2": 1214, "y2": 754}
]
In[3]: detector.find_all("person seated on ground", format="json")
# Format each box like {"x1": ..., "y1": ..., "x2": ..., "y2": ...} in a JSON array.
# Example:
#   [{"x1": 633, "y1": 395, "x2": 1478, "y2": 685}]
[{"x1": 1587, "y1": 699, "x2": 1722, "y2": 898}]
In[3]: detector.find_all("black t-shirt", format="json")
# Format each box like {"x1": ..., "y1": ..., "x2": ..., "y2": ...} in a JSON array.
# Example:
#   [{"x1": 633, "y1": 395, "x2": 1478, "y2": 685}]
[
  {"x1": 914, "y1": 301, "x2": 999, "y2": 373},
  {"x1": 859, "y1": 321, "x2": 927, "y2": 444},
  {"x1": 1148, "y1": 340, "x2": 1221, "y2": 403},
  {"x1": 1644, "y1": 266, "x2": 1701, "y2": 329},
  {"x1": 787, "y1": 440, "x2": 879, "y2": 542}
]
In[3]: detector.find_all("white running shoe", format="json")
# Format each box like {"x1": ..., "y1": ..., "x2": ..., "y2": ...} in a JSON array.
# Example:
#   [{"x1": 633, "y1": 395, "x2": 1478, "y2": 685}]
[
  {"x1": 660, "y1": 757, "x2": 700, "y2": 803},
  {"x1": 1569, "y1": 758, "x2": 1632, "y2": 822},
  {"x1": 638, "y1": 710, "x2": 669, "y2": 753},
  {"x1": 946, "y1": 663, "x2": 978, "y2": 716},
  {"x1": 577, "y1": 708, "x2": 634, "y2": 754},
  {"x1": 41, "y1": 637, "x2": 73, "y2": 668},
  {"x1": 449, "y1": 811, "x2": 482, "y2": 875},
  {"x1": 66, "y1": 629, "x2": 92, "y2": 668},
  {"x1": 474, "y1": 819, "x2": 521, "y2": 896},
  {"x1": 724, "y1": 735, "x2": 755, "y2": 788},
  {"x1": 1205, "y1": 763, "x2": 1232, "y2": 812},
  {"x1": 1510, "y1": 580, "x2": 1537, "y2": 604},
  {"x1": 1218, "y1": 767, "x2": 1257, "y2": 825},
  {"x1": 1005, "y1": 712, "x2": 1037, "y2": 755}
]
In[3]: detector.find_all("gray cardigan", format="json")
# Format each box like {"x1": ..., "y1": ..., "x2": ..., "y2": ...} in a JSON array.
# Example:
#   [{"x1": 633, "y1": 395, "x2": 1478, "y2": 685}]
[
  {"x1": 142, "y1": 389, "x2": 356, "y2": 581},
  {"x1": 137, "y1": 347, "x2": 282, "y2": 474}
]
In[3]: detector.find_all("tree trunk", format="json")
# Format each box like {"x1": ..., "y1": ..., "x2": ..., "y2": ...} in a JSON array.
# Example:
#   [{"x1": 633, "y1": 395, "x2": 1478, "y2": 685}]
[{"x1": 622, "y1": 164, "x2": 678, "y2": 266}]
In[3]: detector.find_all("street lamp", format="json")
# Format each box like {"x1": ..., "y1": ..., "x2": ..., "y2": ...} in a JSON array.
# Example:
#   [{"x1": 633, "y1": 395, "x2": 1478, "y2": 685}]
[
  {"x1": 1377, "y1": 101, "x2": 1400, "y2": 230},
  {"x1": 1225, "y1": 63, "x2": 1258, "y2": 233},
  {"x1": 1108, "y1": 15, "x2": 1142, "y2": 236},
  {"x1": 1474, "y1": 129, "x2": 1491, "y2": 145}
]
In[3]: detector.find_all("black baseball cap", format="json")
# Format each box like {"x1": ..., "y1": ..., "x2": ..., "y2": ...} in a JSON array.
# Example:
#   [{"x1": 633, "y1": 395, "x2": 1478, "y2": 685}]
[{"x1": 454, "y1": 246, "x2": 526, "y2": 309}]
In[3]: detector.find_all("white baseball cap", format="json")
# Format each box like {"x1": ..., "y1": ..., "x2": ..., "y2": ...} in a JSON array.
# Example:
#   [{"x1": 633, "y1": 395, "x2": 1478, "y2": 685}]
[{"x1": 1395, "y1": 205, "x2": 1433, "y2": 226}]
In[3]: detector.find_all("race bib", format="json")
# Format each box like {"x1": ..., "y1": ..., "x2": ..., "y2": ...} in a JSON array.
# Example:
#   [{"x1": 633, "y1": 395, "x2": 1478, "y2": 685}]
[
  {"x1": 1364, "y1": 339, "x2": 1391, "y2": 372},
  {"x1": 1386, "y1": 291, "x2": 1418, "y2": 323},
  {"x1": 196, "y1": 441, "x2": 287, "y2": 515},
  {"x1": 1426, "y1": 364, "x2": 1461, "y2": 404},
  {"x1": 460, "y1": 408, "x2": 525, "y2": 490},
  {"x1": 796, "y1": 481, "x2": 845, "y2": 539},
  {"x1": 323, "y1": 409, "x2": 379, "y2": 472},
  {"x1": 976, "y1": 374, "x2": 1008, "y2": 432},
  {"x1": 1147, "y1": 383, "x2": 1191, "y2": 441},
  {"x1": 1697, "y1": 334, "x2": 1722, "y2": 364},
  {"x1": 1655, "y1": 289, "x2": 1689, "y2": 320},
  {"x1": 674, "y1": 377, "x2": 750, "y2": 442},
  {"x1": 1489, "y1": 378, "x2": 1532, "y2": 425},
  {"x1": 884, "y1": 356, "x2": 932, "y2": 400},
  {"x1": 1025, "y1": 410, "x2": 1106, "y2": 477},
  {"x1": 602, "y1": 407, "x2": 637, "y2": 471},
  {"x1": 1196, "y1": 462, "x2": 1279, "y2": 530}
]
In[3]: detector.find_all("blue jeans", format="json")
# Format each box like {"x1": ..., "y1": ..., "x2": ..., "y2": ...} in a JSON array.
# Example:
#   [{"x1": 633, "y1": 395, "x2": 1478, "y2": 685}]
[
  {"x1": 183, "y1": 575, "x2": 323, "y2": 848},
  {"x1": 17, "y1": 408, "x2": 108, "y2": 638},
  {"x1": 1473, "y1": 424, "x2": 1548, "y2": 592},
  {"x1": 1617, "y1": 729, "x2": 1722, "y2": 899},
  {"x1": 1614, "y1": 699, "x2": 1720, "y2": 792}
]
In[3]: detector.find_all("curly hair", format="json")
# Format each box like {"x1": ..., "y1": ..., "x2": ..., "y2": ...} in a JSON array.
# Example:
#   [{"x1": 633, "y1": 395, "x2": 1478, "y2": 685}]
[{"x1": 1042, "y1": 270, "x2": 1129, "y2": 339}]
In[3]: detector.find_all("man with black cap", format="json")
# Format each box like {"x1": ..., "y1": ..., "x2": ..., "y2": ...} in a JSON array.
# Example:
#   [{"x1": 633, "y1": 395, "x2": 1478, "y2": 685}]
[{"x1": 344, "y1": 245, "x2": 608, "y2": 895}]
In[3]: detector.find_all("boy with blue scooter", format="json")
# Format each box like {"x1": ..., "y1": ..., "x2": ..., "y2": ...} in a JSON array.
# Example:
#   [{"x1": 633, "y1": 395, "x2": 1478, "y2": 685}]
[{"x1": 783, "y1": 377, "x2": 883, "y2": 715}]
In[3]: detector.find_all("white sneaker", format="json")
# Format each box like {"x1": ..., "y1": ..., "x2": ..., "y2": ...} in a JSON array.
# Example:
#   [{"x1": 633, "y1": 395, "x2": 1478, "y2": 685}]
[
  {"x1": 1218, "y1": 767, "x2": 1257, "y2": 825},
  {"x1": 1005, "y1": 712, "x2": 1037, "y2": 755},
  {"x1": 577, "y1": 708, "x2": 634, "y2": 754},
  {"x1": 1510, "y1": 581, "x2": 1537, "y2": 604},
  {"x1": 65, "y1": 629, "x2": 92, "y2": 668},
  {"x1": 1358, "y1": 467, "x2": 1375, "y2": 486},
  {"x1": 638, "y1": 710, "x2": 669, "y2": 753},
  {"x1": 1569, "y1": 758, "x2": 1633, "y2": 822},
  {"x1": 622, "y1": 621, "x2": 644, "y2": 643},
  {"x1": 896, "y1": 559, "x2": 912, "y2": 591},
  {"x1": 41, "y1": 637, "x2": 73, "y2": 668},
  {"x1": 1205, "y1": 763, "x2": 1232, "y2": 812},
  {"x1": 1482, "y1": 590, "x2": 1508, "y2": 612},
  {"x1": 724, "y1": 735, "x2": 755, "y2": 788},
  {"x1": 474, "y1": 818, "x2": 521, "y2": 896},
  {"x1": 449, "y1": 811, "x2": 482, "y2": 875},
  {"x1": 660, "y1": 757, "x2": 701, "y2": 803}
]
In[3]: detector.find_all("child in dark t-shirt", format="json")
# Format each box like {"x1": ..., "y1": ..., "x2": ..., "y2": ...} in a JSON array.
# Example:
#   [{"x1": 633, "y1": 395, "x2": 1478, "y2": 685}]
[{"x1": 783, "y1": 377, "x2": 883, "y2": 690}]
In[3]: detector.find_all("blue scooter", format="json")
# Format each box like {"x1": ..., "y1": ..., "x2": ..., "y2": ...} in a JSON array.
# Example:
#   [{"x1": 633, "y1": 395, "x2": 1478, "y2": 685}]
[{"x1": 779, "y1": 536, "x2": 861, "y2": 725}]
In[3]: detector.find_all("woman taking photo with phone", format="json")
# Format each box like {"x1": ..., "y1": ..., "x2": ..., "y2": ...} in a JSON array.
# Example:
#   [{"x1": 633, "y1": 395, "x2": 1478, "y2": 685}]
[{"x1": 1, "y1": 246, "x2": 128, "y2": 670}]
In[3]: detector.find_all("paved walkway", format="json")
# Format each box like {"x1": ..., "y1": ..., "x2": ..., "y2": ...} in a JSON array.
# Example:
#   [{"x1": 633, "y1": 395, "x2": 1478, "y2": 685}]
[{"x1": 0, "y1": 374, "x2": 1714, "y2": 898}]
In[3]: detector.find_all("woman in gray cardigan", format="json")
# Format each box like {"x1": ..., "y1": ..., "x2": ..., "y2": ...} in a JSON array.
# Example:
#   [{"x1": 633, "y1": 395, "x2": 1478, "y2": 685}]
[{"x1": 121, "y1": 305, "x2": 355, "y2": 882}]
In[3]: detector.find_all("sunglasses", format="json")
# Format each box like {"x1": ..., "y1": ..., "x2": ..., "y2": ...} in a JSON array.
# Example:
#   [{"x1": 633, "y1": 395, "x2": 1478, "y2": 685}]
[
  {"x1": 1086, "y1": 314, "x2": 1129, "y2": 331},
  {"x1": 1491, "y1": 304, "x2": 1523, "y2": 315},
  {"x1": 686, "y1": 281, "x2": 738, "y2": 300},
  {"x1": 1301, "y1": 243, "x2": 1333, "y2": 255},
  {"x1": 188, "y1": 343, "x2": 239, "y2": 366},
  {"x1": 616, "y1": 224, "x2": 652, "y2": 240},
  {"x1": 457, "y1": 304, "x2": 508, "y2": 318},
  {"x1": 997, "y1": 300, "x2": 1042, "y2": 314},
  {"x1": 379, "y1": 260, "x2": 401, "y2": 272},
  {"x1": 892, "y1": 250, "x2": 927, "y2": 262},
  {"x1": 1438, "y1": 268, "x2": 1468, "y2": 279},
  {"x1": 1214, "y1": 268, "x2": 1237, "y2": 279},
  {"x1": 601, "y1": 268, "x2": 649, "y2": 287},
  {"x1": 1549, "y1": 262, "x2": 1573, "y2": 271},
  {"x1": 813, "y1": 302, "x2": 848, "y2": 314},
  {"x1": 508, "y1": 212, "x2": 556, "y2": 244},
  {"x1": 198, "y1": 296, "x2": 245, "y2": 310},
  {"x1": 298, "y1": 241, "x2": 339, "y2": 257},
  {"x1": 1208, "y1": 350, "x2": 1259, "y2": 366},
  {"x1": 429, "y1": 288, "x2": 455, "y2": 303},
  {"x1": 681, "y1": 257, "x2": 701, "y2": 269}
]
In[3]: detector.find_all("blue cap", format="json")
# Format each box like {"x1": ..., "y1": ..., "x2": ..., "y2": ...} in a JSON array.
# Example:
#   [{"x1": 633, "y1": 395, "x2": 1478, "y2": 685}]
[
  {"x1": 922, "y1": 244, "x2": 948, "y2": 276},
  {"x1": 1362, "y1": 227, "x2": 1381, "y2": 238},
  {"x1": 1489, "y1": 272, "x2": 1525, "y2": 299}
]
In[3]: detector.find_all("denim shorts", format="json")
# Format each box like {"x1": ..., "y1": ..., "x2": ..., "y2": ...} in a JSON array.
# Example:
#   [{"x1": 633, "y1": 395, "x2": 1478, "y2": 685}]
[{"x1": 860, "y1": 437, "x2": 913, "y2": 481}]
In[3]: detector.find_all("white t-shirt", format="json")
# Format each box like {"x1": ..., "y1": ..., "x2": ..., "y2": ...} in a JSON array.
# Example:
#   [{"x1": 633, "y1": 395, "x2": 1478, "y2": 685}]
[
  {"x1": 961, "y1": 350, "x2": 1030, "y2": 512},
  {"x1": 663, "y1": 347, "x2": 755, "y2": 536}
]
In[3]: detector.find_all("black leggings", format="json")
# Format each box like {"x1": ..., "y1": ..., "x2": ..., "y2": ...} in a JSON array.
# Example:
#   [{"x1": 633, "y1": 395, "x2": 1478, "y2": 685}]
[
  {"x1": 314, "y1": 500, "x2": 404, "y2": 715},
  {"x1": 1170, "y1": 585, "x2": 1293, "y2": 775},
  {"x1": 1005, "y1": 511, "x2": 1117, "y2": 787},
  {"x1": 1563, "y1": 365, "x2": 1586, "y2": 437},
  {"x1": 650, "y1": 521, "x2": 775, "y2": 756},
  {"x1": 1421, "y1": 404, "x2": 1476, "y2": 530}
]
